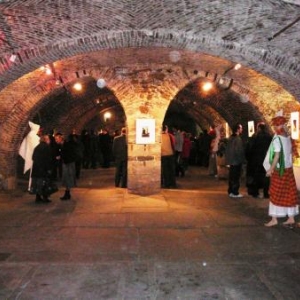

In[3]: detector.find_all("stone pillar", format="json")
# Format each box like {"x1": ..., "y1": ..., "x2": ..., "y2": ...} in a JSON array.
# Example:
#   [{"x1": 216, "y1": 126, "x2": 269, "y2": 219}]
[
  {"x1": 111, "y1": 70, "x2": 182, "y2": 195},
  {"x1": 123, "y1": 104, "x2": 165, "y2": 196},
  {"x1": 127, "y1": 143, "x2": 161, "y2": 195},
  {"x1": 0, "y1": 150, "x2": 17, "y2": 190}
]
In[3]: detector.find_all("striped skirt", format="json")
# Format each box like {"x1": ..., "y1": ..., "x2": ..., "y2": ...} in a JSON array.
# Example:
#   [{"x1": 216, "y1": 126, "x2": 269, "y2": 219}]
[{"x1": 269, "y1": 167, "x2": 298, "y2": 207}]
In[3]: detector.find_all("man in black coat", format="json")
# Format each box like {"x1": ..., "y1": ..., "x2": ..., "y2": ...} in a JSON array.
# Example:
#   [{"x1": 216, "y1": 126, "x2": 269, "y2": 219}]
[
  {"x1": 112, "y1": 127, "x2": 127, "y2": 188},
  {"x1": 99, "y1": 128, "x2": 112, "y2": 168},
  {"x1": 246, "y1": 122, "x2": 272, "y2": 198},
  {"x1": 31, "y1": 134, "x2": 53, "y2": 203}
]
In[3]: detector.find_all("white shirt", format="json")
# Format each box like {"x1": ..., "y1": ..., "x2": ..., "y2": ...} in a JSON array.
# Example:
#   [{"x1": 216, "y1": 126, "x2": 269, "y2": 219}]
[{"x1": 273, "y1": 135, "x2": 293, "y2": 168}]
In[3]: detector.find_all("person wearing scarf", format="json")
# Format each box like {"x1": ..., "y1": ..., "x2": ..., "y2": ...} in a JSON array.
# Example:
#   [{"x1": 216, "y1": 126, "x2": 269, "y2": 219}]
[{"x1": 265, "y1": 116, "x2": 299, "y2": 227}]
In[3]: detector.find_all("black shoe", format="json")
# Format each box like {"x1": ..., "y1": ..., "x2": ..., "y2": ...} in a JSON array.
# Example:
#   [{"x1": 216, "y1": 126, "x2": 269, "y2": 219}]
[
  {"x1": 42, "y1": 198, "x2": 52, "y2": 203},
  {"x1": 60, "y1": 190, "x2": 71, "y2": 200},
  {"x1": 35, "y1": 194, "x2": 43, "y2": 203}
]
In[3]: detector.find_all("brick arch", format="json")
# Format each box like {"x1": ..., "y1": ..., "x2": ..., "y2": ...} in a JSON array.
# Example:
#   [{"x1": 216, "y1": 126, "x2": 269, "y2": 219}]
[
  {"x1": 174, "y1": 77, "x2": 267, "y2": 134},
  {"x1": 2, "y1": 29, "x2": 299, "y2": 98},
  {"x1": 1, "y1": 56, "x2": 298, "y2": 165},
  {"x1": 1, "y1": 47, "x2": 300, "y2": 189},
  {"x1": 1, "y1": 46, "x2": 296, "y2": 134}
]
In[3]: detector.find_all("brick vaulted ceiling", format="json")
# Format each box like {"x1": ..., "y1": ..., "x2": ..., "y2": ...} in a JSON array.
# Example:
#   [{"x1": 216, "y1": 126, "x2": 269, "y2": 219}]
[{"x1": 0, "y1": 0, "x2": 300, "y2": 178}]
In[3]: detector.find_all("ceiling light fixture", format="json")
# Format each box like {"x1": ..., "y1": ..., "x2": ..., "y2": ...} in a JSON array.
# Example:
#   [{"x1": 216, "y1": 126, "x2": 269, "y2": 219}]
[
  {"x1": 104, "y1": 111, "x2": 111, "y2": 122},
  {"x1": 73, "y1": 82, "x2": 82, "y2": 91},
  {"x1": 222, "y1": 63, "x2": 241, "y2": 76},
  {"x1": 202, "y1": 81, "x2": 213, "y2": 92},
  {"x1": 97, "y1": 78, "x2": 106, "y2": 88},
  {"x1": 217, "y1": 63, "x2": 241, "y2": 90},
  {"x1": 45, "y1": 67, "x2": 52, "y2": 75}
]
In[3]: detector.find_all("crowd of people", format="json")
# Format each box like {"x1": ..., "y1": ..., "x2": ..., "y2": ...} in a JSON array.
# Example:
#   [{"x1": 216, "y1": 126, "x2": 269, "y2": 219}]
[
  {"x1": 27, "y1": 116, "x2": 299, "y2": 227},
  {"x1": 30, "y1": 128, "x2": 119, "y2": 203},
  {"x1": 161, "y1": 117, "x2": 299, "y2": 228}
]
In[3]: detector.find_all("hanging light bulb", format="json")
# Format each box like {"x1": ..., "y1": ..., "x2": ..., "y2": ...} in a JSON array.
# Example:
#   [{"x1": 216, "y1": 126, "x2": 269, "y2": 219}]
[
  {"x1": 46, "y1": 68, "x2": 52, "y2": 75},
  {"x1": 202, "y1": 81, "x2": 213, "y2": 92},
  {"x1": 73, "y1": 82, "x2": 82, "y2": 91},
  {"x1": 104, "y1": 111, "x2": 111, "y2": 122}
]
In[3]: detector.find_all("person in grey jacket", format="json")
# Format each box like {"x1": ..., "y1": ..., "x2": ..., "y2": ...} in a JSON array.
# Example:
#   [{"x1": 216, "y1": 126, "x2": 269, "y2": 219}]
[{"x1": 225, "y1": 123, "x2": 245, "y2": 198}]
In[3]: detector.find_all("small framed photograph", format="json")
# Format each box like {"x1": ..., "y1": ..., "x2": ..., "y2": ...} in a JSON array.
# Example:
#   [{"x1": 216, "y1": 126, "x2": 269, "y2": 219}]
[
  {"x1": 248, "y1": 121, "x2": 255, "y2": 137},
  {"x1": 291, "y1": 112, "x2": 299, "y2": 140},
  {"x1": 136, "y1": 119, "x2": 156, "y2": 144}
]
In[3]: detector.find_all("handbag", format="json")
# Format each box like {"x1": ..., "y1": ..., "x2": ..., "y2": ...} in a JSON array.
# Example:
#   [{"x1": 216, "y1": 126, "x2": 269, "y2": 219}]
[
  {"x1": 263, "y1": 136, "x2": 285, "y2": 176},
  {"x1": 263, "y1": 144, "x2": 272, "y2": 171}
]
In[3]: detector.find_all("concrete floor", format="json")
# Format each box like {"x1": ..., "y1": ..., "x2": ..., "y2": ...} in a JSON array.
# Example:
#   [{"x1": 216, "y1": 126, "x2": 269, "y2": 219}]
[{"x1": 0, "y1": 166, "x2": 300, "y2": 300}]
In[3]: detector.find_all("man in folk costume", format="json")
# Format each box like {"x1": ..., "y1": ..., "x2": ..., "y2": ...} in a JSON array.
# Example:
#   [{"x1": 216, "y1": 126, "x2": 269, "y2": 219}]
[
  {"x1": 264, "y1": 115, "x2": 299, "y2": 227},
  {"x1": 18, "y1": 121, "x2": 40, "y2": 191}
]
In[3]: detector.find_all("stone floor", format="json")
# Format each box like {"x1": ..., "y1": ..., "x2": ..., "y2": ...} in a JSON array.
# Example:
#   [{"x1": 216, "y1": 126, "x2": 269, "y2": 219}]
[{"x1": 0, "y1": 166, "x2": 300, "y2": 300}]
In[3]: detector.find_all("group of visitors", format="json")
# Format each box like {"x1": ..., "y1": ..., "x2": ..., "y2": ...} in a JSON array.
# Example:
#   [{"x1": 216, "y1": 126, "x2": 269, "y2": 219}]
[
  {"x1": 28, "y1": 116, "x2": 299, "y2": 228},
  {"x1": 30, "y1": 127, "x2": 121, "y2": 203},
  {"x1": 31, "y1": 131, "x2": 81, "y2": 203},
  {"x1": 223, "y1": 116, "x2": 299, "y2": 228}
]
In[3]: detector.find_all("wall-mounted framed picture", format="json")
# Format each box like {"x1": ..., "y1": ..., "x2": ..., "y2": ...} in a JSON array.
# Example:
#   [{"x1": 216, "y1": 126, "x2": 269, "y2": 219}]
[
  {"x1": 136, "y1": 119, "x2": 156, "y2": 144},
  {"x1": 248, "y1": 121, "x2": 255, "y2": 137},
  {"x1": 291, "y1": 111, "x2": 299, "y2": 140}
]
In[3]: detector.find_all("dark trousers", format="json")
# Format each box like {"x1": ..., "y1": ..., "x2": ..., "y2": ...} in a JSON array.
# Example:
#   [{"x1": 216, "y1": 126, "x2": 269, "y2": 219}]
[
  {"x1": 250, "y1": 166, "x2": 270, "y2": 197},
  {"x1": 75, "y1": 159, "x2": 82, "y2": 179},
  {"x1": 161, "y1": 155, "x2": 176, "y2": 188},
  {"x1": 228, "y1": 164, "x2": 242, "y2": 195},
  {"x1": 102, "y1": 150, "x2": 111, "y2": 168},
  {"x1": 115, "y1": 160, "x2": 127, "y2": 188}
]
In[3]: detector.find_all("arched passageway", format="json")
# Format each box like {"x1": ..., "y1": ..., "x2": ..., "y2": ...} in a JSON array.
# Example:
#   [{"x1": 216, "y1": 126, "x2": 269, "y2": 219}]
[{"x1": 1, "y1": 1, "x2": 300, "y2": 194}]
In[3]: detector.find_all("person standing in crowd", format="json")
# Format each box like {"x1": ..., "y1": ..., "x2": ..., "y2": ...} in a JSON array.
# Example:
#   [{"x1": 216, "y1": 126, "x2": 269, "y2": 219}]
[
  {"x1": 48, "y1": 131, "x2": 58, "y2": 181},
  {"x1": 216, "y1": 126, "x2": 229, "y2": 180},
  {"x1": 180, "y1": 132, "x2": 192, "y2": 177},
  {"x1": 208, "y1": 126, "x2": 221, "y2": 177},
  {"x1": 161, "y1": 125, "x2": 177, "y2": 188},
  {"x1": 81, "y1": 129, "x2": 91, "y2": 169},
  {"x1": 55, "y1": 134, "x2": 77, "y2": 200},
  {"x1": 246, "y1": 122, "x2": 272, "y2": 198},
  {"x1": 53, "y1": 132, "x2": 63, "y2": 180},
  {"x1": 264, "y1": 115, "x2": 299, "y2": 227},
  {"x1": 89, "y1": 129, "x2": 99, "y2": 169},
  {"x1": 31, "y1": 133, "x2": 53, "y2": 203},
  {"x1": 225, "y1": 123, "x2": 245, "y2": 198},
  {"x1": 198, "y1": 129, "x2": 212, "y2": 167},
  {"x1": 99, "y1": 128, "x2": 112, "y2": 168},
  {"x1": 173, "y1": 127, "x2": 184, "y2": 177},
  {"x1": 112, "y1": 127, "x2": 127, "y2": 188},
  {"x1": 71, "y1": 131, "x2": 84, "y2": 179}
]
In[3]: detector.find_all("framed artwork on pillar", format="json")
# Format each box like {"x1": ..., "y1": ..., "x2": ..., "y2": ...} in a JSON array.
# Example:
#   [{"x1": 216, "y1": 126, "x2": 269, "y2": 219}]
[
  {"x1": 248, "y1": 121, "x2": 255, "y2": 137},
  {"x1": 291, "y1": 112, "x2": 299, "y2": 140},
  {"x1": 136, "y1": 119, "x2": 156, "y2": 144}
]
